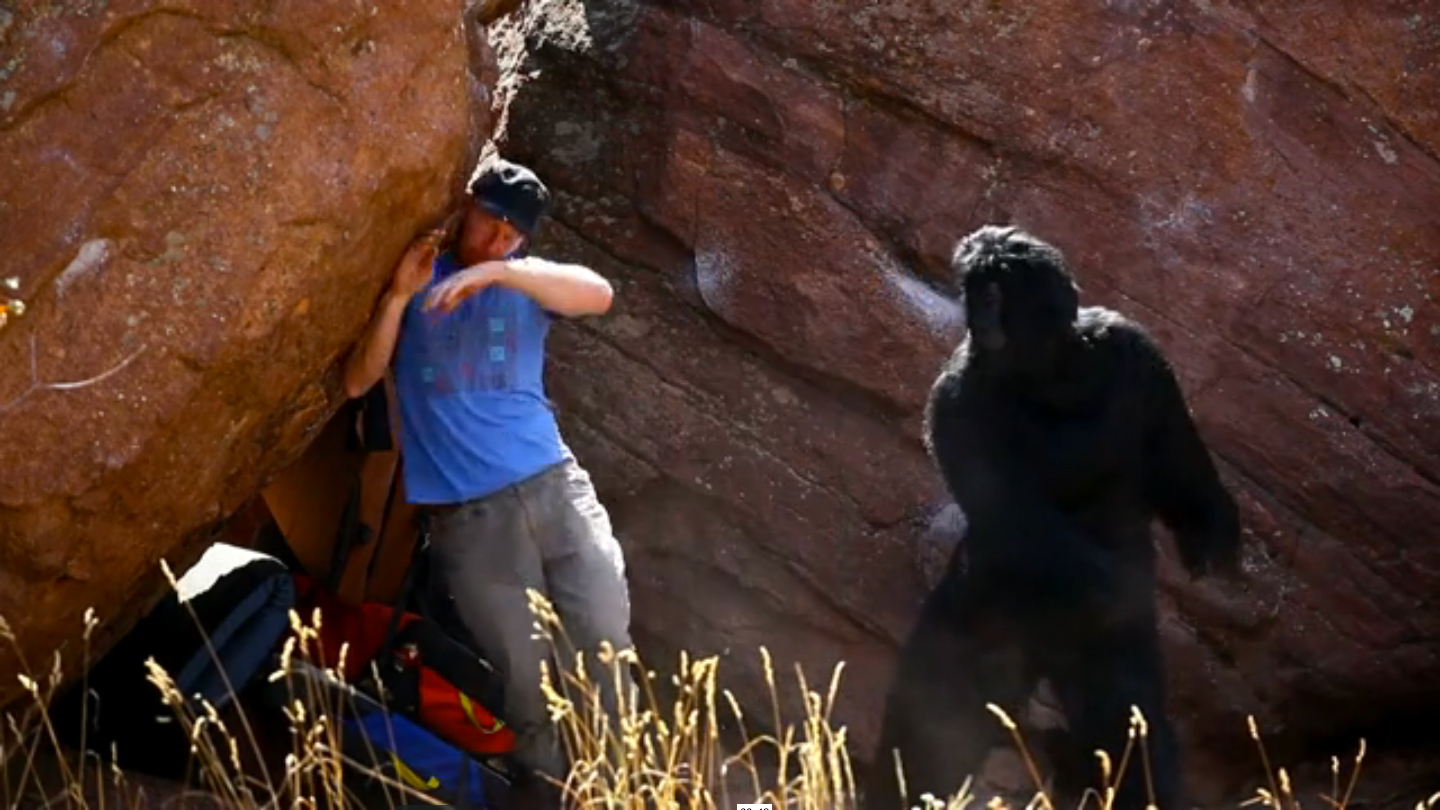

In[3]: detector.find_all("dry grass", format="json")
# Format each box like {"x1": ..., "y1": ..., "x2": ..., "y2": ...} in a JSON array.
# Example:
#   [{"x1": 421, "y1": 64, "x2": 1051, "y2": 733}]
[{"x1": 0, "y1": 569, "x2": 1434, "y2": 810}]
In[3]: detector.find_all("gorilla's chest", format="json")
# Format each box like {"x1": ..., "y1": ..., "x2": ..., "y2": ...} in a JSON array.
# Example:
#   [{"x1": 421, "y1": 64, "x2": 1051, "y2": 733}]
[{"x1": 1003, "y1": 354, "x2": 1147, "y2": 506}]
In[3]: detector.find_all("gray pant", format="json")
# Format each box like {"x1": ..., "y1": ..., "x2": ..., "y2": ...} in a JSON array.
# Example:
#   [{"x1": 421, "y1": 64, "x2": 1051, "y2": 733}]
[{"x1": 424, "y1": 453, "x2": 634, "y2": 782}]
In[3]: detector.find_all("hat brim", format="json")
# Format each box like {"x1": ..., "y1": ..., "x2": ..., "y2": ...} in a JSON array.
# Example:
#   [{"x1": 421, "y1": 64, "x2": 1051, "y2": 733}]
[{"x1": 472, "y1": 196, "x2": 535, "y2": 236}]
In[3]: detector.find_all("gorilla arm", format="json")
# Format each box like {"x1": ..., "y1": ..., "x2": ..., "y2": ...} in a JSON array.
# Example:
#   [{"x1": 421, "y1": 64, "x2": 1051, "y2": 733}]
[
  {"x1": 925, "y1": 369, "x2": 1120, "y2": 609},
  {"x1": 1133, "y1": 330, "x2": 1242, "y2": 579}
]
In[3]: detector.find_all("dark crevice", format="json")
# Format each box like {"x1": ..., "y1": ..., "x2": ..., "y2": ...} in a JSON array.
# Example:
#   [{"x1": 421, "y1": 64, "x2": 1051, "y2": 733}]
[
  {"x1": 1249, "y1": 27, "x2": 1440, "y2": 168},
  {"x1": 0, "y1": 77, "x2": 79, "y2": 134},
  {"x1": 839, "y1": 80, "x2": 996, "y2": 155},
  {"x1": 1249, "y1": 30, "x2": 1354, "y2": 103},
  {"x1": 1346, "y1": 80, "x2": 1440, "y2": 167},
  {"x1": 1307, "y1": 388, "x2": 1440, "y2": 491},
  {"x1": 819, "y1": 94, "x2": 958, "y2": 289},
  {"x1": 827, "y1": 183, "x2": 963, "y2": 298},
  {"x1": 1271, "y1": 688, "x2": 1440, "y2": 779}
]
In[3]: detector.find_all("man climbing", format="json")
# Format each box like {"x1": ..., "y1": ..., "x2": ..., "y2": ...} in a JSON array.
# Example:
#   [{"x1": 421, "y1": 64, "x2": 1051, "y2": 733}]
[{"x1": 342, "y1": 156, "x2": 633, "y2": 807}]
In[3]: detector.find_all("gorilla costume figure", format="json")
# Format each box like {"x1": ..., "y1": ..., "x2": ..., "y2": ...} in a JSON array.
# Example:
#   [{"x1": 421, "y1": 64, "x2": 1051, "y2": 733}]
[{"x1": 867, "y1": 225, "x2": 1242, "y2": 810}]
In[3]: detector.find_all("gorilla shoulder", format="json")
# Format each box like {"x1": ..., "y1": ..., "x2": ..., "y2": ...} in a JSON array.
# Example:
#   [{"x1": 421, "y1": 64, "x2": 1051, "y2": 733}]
[{"x1": 1075, "y1": 306, "x2": 1165, "y2": 357}]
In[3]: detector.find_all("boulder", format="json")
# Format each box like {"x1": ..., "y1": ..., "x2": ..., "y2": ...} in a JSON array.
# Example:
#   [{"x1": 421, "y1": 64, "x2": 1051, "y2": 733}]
[
  {"x1": 487, "y1": 0, "x2": 1440, "y2": 800},
  {"x1": 0, "y1": 0, "x2": 496, "y2": 712}
]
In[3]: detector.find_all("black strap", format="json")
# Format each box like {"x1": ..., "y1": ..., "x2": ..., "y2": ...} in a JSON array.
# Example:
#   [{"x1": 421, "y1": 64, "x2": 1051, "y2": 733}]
[
  {"x1": 359, "y1": 455, "x2": 405, "y2": 600},
  {"x1": 375, "y1": 510, "x2": 432, "y2": 666},
  {"x1": 326, "y1": 482, "x2": 366, "y2": 593},
  {"x1": 362, "y1": 510, "x2": 433, "y2": 711},
  {"x1": 339, "y1": 396, "x2": 364, "y2": 453},
  {"x1": 358, "y1": 382, "x2": 394, "y2": 452},
  {"x1": 339, "y1": 380, "x2": 391, "y2": 453},
  {"x1": 327, "y1": 382, "x2": 395, "y2": 593}
]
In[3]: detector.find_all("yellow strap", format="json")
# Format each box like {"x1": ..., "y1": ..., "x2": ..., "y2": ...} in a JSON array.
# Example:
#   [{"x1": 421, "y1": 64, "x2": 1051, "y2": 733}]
[
  {"x1": 459, "y1": 692, "x2": 506, "y2": 733},
  {"x1": 393, "y1": 757, "x2": 440, "y2": 791}
]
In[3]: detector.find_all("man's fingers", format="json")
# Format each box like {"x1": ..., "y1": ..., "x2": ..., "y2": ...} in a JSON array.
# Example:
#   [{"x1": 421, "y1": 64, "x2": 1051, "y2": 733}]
[
  {"x1": 423, "y1": 282, "x2": 460, "y2": 312},
  {"x1": 420, "y1": 273, "x2": 488, "y2": 312},
  {"x1": 409, "y1": 231, "x2": 444, "y2": 260},
  {"x1": 440, "y1": 208, "x2": 465, "y2": 237}
]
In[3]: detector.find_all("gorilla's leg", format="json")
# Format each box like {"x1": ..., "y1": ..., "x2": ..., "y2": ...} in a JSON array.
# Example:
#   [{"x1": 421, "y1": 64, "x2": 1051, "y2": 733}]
[
  {"x1": 866, "y1": 577, "x2": 1036, "y2": 810},
  {"x1": 1045, "y1": 622, "x2": 1182, "y2": 810},
  {"x1": 1033, "y1": 723, "x2": 1093, "y2": 805}
]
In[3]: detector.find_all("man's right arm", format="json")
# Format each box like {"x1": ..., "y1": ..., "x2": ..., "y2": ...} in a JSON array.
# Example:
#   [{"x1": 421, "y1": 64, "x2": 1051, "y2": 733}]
[
  {"x1": 342, "y1": 289, "x2": 411, "y2": 399},
  {"x1": 342, "y1": 229, "x2": 443, "y2": 399}
]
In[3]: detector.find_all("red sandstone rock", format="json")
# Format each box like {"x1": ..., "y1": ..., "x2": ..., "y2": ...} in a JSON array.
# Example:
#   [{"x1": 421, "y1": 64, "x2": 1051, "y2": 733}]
[
  {"x1": 489, "y1": 0, "x2": 1440, "y2": 801},
  {"x1": 0, "y1": 0, "x2": 494, "y2": 712}
]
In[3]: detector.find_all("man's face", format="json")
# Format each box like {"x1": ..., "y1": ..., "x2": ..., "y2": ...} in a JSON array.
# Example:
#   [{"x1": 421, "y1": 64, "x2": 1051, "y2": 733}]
[{"x1": 457, "y1": 203, "x2": 521, "y2": 262}]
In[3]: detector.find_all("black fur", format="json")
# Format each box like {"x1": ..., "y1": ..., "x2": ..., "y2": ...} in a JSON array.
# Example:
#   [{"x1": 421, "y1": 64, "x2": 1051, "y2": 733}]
[{"x1": 866, "y1": 225, "x2": 1241, "y2": 810}]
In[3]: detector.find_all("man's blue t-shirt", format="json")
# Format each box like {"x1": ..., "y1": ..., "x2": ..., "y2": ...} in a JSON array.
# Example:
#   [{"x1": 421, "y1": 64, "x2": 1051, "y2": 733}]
[{"x1": 392, "y1": 251, "x2": 565, "y2": 505}]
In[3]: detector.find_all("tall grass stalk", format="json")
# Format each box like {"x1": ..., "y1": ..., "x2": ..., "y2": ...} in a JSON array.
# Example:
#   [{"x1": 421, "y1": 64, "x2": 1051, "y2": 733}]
[{"x1": 0, "y1": 580, "x2": 1417, "y2": 810}]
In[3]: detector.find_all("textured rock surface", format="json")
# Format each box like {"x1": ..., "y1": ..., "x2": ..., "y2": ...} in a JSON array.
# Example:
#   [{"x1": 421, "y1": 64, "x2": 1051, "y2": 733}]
[
  {"x1": 488, "y1": 0, "x2": 1440, "y2": 800},
  {"x1": 0, "y1": 0, "x2": 494, "y2": 711}
]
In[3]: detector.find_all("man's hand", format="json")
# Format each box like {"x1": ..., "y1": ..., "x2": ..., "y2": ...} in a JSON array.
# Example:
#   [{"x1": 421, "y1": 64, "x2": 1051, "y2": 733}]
[
  {"x1": 390, "y1": 230, "x2": 445, "y2": 301},
  {"x1": 340, "y1": 228, "x2": 445, "y2": 399},
  {"x1": 423, "y1": 261, "x2": 505, "y2": 313}
]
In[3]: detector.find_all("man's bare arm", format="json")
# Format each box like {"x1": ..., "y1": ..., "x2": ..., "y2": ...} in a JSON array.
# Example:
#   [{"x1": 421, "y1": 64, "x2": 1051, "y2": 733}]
[
  {"x1": 498, "y1": 256, "x2": 613, "y2": 316},
  {"x1": 425, "y1": 256, "x2": 614, "y2": 318},
  {"x1": 342, "y1": 230, "x2": 441, "y2": 399},
  {"x1": 342, "y1": 290, "x2": 411, "y2": 399}
]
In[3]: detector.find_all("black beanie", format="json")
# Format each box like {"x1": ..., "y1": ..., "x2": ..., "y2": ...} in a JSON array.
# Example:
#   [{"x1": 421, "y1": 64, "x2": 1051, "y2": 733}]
[{"x1": 468, "y1": 158, "x2": 552, "y2": 238}]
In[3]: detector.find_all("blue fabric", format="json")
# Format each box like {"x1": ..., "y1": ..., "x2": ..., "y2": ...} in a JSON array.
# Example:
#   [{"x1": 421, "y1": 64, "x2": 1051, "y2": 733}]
[
  {"x1": 341, "y1": 695, "x2": 494, "y2": 808},
  {"x1": 48, "y1": 544, "x2": 298, "y2": 781},
  {"x1": 393, "y1": 251, "x2": 565, "y2": 505},
  {"x1": 172, "y1": 566, "x2": 295, "y2": 709}
]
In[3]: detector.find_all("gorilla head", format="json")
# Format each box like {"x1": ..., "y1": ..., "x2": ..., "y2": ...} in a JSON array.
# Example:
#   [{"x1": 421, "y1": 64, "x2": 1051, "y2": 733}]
[{"x1": 951, "y1": 225, "x2": 1080, "y2": 372}]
